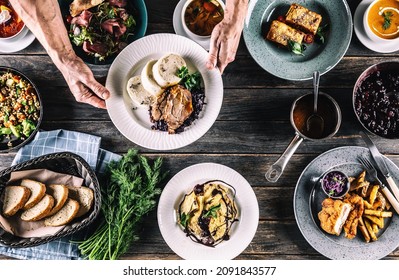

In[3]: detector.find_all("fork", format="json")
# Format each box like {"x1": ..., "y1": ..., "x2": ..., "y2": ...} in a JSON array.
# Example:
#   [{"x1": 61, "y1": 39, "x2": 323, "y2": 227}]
[{"x1": 358, "y1": 156, "x2": 399, "y2": 214}]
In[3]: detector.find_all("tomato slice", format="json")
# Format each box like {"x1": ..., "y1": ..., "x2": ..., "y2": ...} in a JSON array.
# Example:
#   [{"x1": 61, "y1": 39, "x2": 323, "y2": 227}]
[
  {"x1": 203, "y1": 2, "x2": 217, "y2": 12},
  {"x1": 304, "y1": 33, "x2": 314, "y2": 44}
]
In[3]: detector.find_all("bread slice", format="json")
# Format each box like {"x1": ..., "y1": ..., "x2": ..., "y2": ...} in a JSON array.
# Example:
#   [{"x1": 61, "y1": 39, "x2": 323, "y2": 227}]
[
  {"x1": 47, "y1": 184, "x2": 69, "y2": 216},
  {"x1": 2, "y1": 186, "x2": 31, "y2": 217},
  {"x1": 67, "y1": 186, "x2": 94, "y2": 218},
  {"x1": 141, "y1": 60, "x2": 163, "y2": 96},
  {"x1": 44, "y1": 198, "x2": 80, "y2": 227},
  {"x1": 126, "y1": 75, "x2": 153, "y2": 107},
  {"x1": 21, "y1": 179, "x2": 46, "y2": 210},
  {"x1": 20, "y1": 194, "x2": 54, "y2": 221},
  {"x1": 152, "y1": 53, "x2": 186, "y2": 88}
]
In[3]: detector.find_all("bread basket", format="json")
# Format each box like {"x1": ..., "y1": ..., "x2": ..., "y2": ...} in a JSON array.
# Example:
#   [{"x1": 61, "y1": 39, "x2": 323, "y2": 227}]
[{"x1": 0, "y1": 152, "x2": 101, "y2": 247}]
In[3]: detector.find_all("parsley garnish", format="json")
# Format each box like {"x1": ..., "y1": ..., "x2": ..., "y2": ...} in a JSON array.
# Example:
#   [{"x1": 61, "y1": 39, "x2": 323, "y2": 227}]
[
  {"x1": 382, "y1": 11, "x2": 393, "y2": 30},
  {"x1": 177, "y1": 66, "x2": 202, "y2": 91},
  {"x1": 288, "y1": 40, "x2": 305, "y2": 56},
  {"x1": 180, "y1": 212, "x2": 190, "y2": 227},
  {"x1": 203, "y1": 204, "x2": 221, "y2": 218},
  {"x1": 316, "y1": 24, "x2": 329, "y2": 44}
]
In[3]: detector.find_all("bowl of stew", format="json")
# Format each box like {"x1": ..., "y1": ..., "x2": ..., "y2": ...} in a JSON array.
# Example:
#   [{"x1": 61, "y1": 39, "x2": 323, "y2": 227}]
[
  {"x1": 353, "y1": 61, "x2": 399, "y2": 138},
  {"x1": 181, "y1": 0, "x2": 225, "y2": 40},
  {"x1": 0, "y1": 0, "x2": 25, "y2": 40},
  {"x1": 0, "y1": 67, "x2": 42, "y2": 152}
]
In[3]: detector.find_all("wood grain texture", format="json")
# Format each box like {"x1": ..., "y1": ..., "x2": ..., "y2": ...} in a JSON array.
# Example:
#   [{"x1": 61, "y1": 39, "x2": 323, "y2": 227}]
[{"x1": 1, "y1": 0, "x2": 399, "y2": 260}]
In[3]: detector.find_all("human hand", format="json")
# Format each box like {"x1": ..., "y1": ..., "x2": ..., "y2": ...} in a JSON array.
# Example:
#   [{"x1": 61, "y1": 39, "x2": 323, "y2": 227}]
[
  {"x1": 58, "y1": 56, "x2": 110, "y2": 109},
  {"x1": 206, "y1": 1, "x2": 248, "y2": 74}
]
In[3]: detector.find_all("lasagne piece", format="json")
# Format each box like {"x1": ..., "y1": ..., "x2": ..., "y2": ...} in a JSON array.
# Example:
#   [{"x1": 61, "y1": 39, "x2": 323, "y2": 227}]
[
  {"x1": 285, "y1": 3, "x2": 322, "y2": 35},
  {"x1": 266, "y1": 20, "x2": 305, "y2": 47}
]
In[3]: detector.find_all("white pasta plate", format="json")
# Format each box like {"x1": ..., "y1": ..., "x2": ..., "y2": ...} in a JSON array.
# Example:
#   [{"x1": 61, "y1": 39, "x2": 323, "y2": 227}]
[
  {"x1": 157, "y1": 162, "x2": 259, "y2": 260},
  {"x1": 106, "y1": 33, "x2": 223, "y2": 150}
]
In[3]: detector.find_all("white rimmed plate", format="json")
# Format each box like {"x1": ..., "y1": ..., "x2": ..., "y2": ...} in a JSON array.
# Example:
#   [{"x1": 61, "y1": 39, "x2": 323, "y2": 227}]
[
  {"x1": 106, "y1": 33, "x2": 223, "y2": 150},
  {"x1": 354, "y1": 0, "x2": 399, "y2": 53},
  {"x1": 0, "y1": 28, "x2": 35, "y2": 53},
  {"x1": 157, "y1": 162, "x2": 259, "y2": 259},
  {"x1": 294, "y1": 146, "x2": 399, "y2": 259}
]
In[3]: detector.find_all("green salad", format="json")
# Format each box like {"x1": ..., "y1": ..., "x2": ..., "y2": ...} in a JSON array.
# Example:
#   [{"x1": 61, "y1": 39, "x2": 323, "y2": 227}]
[{"x1": 0, "y1": 72, "x2": 40, "y2": 147}]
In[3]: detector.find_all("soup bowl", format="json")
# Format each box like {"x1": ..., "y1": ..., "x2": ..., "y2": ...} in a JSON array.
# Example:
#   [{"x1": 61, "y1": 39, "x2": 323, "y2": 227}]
[
  {"x1": 363, "y1": 0, "x2": 399, "y2": 43},
  {"x1": 0, "y1": 1, "x2": 26, "y2": 41},
  {"x1": 181, "y1": 0, "x2": 225, "y2": 40}
]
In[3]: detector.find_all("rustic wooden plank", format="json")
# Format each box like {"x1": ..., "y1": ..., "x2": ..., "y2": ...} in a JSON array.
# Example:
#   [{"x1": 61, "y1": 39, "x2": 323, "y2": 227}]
[
  {"x1": 37, "y1": 119, "x2": 399, "y2": 154},
  {"x1": 1, "y1": 56, "x2": 398, "y2": 89}
]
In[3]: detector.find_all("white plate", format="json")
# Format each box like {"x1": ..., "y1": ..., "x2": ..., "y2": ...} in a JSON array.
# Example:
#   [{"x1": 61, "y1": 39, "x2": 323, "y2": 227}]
[
  {"x1": 105, "y1": 33, "x2": 223, "y2": 150},
  {"x1": 354, "y1": 0, "x2": 399, "y2": 53},
  {"x1": 157, "y1": 162, "x2": 259, "y2": 260},
  {"x1": 0, "y1": 28, "x2": 35, "y2": 53},
  {"x1": 173, "y1": 0, "x2": 211, "y2": 50}
]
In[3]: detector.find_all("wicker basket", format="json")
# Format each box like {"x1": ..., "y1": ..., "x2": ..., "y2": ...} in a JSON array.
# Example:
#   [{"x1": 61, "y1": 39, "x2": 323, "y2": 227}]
[{"x1": 0, "y1": 152, "x2": 101, "y2": 247}]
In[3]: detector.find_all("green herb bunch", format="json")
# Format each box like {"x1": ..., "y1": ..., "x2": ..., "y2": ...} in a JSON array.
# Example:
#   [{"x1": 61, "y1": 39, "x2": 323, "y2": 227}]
[
  {"x1": 177, "y1": 66, "x2": 202, "y2": 91},
  {"x1": 77, "y1": 149, "x2": 166, "y2": 260}
]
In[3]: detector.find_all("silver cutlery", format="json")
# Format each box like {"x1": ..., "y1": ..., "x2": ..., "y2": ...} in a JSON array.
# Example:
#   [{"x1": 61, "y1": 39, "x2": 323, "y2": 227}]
[
  {"x1": 360, "y1": 131, "x2": 399, "y2": 202},
  {"x1": 358, "y1": 156, "x2": 399, "y2": 214}
]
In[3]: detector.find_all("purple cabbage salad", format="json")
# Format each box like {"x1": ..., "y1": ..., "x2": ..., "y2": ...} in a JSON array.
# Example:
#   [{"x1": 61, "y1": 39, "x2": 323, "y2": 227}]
[{"x1": 322, "y1": 171, "x2": 349, "y2": 197}]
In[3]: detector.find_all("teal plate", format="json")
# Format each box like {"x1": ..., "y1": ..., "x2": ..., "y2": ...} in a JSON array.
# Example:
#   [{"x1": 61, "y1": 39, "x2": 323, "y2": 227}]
[
  {"x1": 59, "y1": 0, "x2": 148, "y2": 65},
  {"x1": 243, "y1": 0, "x2": 352, "y2": 81}
]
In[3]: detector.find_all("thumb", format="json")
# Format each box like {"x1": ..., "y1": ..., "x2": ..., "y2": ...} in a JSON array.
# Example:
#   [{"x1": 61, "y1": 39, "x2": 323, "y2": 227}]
[{"x1": 86, "y1": 79, "x2": 110, "y2": 100}]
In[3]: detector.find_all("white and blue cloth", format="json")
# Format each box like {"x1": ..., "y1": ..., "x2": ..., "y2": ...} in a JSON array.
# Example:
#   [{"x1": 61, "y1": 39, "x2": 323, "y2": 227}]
[{"x1": 0, "y1": 129, "x2": 121, "y2": 260}]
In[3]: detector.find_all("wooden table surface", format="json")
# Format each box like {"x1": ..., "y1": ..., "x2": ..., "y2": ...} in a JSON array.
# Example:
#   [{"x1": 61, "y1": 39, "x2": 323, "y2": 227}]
[{"x1": 1, "y1": 0, "x2": 399, "y2": 260}]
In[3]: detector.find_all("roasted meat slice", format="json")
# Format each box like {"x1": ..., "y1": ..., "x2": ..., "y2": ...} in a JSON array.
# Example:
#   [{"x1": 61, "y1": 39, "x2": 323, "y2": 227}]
[
  {"x1": 150, "y1": 85, "x2": 194, "y2": 134},
  {"x1": 343, "y1": 193, "x2": 364, "y2": 239},
  {"x1": 318, "y1": 198, "x2": 352, "y2": 236}
]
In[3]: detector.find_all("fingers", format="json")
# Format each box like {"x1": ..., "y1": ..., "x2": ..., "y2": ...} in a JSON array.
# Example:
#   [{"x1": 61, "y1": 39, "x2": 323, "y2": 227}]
[
  {"x1": 207, "y1": 30, "x2": 220, "y2": 70},
  {"x1": 73, "y1": 84, "x2": 107, "y2": 109},
  {"x1": 85, "y1": 78, "x2": 110, "y2": 100}
]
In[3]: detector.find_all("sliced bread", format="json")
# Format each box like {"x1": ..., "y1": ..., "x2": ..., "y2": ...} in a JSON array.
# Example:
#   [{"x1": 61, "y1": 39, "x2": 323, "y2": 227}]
[
  {"x1": 152, "y1": 53, "x2": 186, "y2": 88},
  {"x1": 67, "y1": 186, "x2": 94, "y2": 218},
  {"x1": 126, "y1": 75, "x2": 153, "y2": 107},
  {"x1": 141, "y1": 60, "x2": 163, "y2": 96},
  {"x1": 21, "y1": 179, "x2": 46, "y2": 210},
  {"x1": 2, "y1": 186, "x2": 31, "y2": 217},
  {"x1": 20, "y1": 194, "x2": 54, "y2": 222},
  {"x1": 44, "y1": 198, "x2": 80, "y2": 227},
  {"x1": 47, "y1": 184, "x2": 69, "y2": 216}
]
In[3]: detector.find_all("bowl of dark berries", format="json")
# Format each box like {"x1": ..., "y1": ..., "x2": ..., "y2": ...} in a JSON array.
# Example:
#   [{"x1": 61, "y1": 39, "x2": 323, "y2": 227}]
[{"x1": 353, "y1": 61, "x2": 399, "y2": 139}]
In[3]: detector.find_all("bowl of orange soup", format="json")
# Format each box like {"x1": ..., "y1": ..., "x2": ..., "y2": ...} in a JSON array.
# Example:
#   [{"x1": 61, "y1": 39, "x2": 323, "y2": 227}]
[
  {"x1": 181, "y1": 0, "x2": 225, "y2": 40},
  {"x1": 0, "y1": 0, "x2": 25, "y2": 40},
  {"x1": 363, "y1": 0, "x2": 399, "y2": 42}
]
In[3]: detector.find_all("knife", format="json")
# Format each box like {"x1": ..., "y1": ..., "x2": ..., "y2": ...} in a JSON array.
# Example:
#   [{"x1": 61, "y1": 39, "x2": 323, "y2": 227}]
[{"x1": 360, "y1": 131, "x2": 399, "y2": 202}]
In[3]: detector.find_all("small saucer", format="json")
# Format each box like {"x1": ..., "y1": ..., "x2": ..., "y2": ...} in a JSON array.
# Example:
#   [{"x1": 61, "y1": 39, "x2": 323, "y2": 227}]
[
  {"x1": 173, "y1": 0, "x2": 210, "y2": 50},
  {"x1": 0, "y1": 28, "x2": 36, "y2": 53},
  {"x1": 354, "y1": 0, "x2": 399, "y2": 53}
]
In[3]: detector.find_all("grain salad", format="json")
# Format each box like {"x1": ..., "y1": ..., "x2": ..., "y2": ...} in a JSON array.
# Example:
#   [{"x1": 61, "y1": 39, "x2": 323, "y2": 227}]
[{"x1": 0, "y1": 71, "x2": 40, "y2": 147}]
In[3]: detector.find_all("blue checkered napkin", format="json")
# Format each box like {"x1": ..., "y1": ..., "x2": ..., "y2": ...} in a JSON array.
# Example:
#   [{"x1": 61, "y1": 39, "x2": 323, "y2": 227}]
[{"x1": 0, "y1": 129, "x2": 121, "y2": 260}]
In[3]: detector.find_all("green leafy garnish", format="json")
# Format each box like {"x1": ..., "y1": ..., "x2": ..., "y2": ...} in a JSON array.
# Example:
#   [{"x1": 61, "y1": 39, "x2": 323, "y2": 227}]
[
  {"x1": 70, "y1": 26, "x2": 93, "y2": 46},
  {"x1": 180, "y1": 212, "x2": 190, "y2": 227},
  {"x1": 382, "y1": 11, "x2": 393, "y2": 30},
  {"x1": 21, "y1": 119, "x2": 36, "y2": 137},
  {"x1": 316, "y1": 24, "x2": 329, "y2": 44},
  {"x1": 288, "y1": 40, "x2": 305, "y2": 56},
  {"x1": 203, "y1": 204, "x2": 221, "y2": 218},
  {"x1": 76, "y1": 149, "x2": 167, "y2": 260},
  {"x1": 177, "y1": 66, "x2": 202, "y2": 91}
]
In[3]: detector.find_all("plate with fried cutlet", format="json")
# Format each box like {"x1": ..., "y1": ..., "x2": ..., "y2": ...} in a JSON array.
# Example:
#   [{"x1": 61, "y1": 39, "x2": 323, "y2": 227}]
[
  {"x1": 294, "y1": 146, "x2": 399, "y2": 259},
  {"x1": 243, "y1": 0, "x2": 352, "y2": 81}
]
